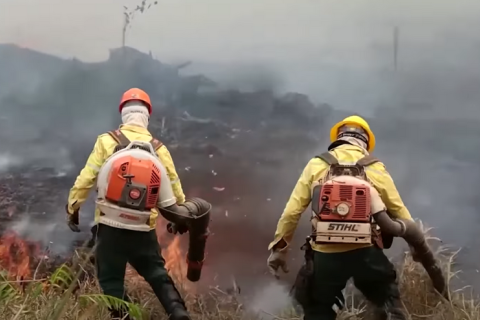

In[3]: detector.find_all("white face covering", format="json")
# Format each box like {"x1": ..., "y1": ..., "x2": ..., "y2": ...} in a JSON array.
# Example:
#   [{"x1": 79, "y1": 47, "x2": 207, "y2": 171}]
[
  {"x1": 337, "y1": 136, "x2": 368, "y2": 152},
  {"x1": 337, "y1": 125, "x2": 369, "y2": 152},
  {"x1": 121, "y1": 101, "x2": 150, "y2": 128}
]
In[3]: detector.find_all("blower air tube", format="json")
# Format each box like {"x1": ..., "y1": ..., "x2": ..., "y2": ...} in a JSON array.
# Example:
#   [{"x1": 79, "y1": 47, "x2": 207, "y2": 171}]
[
  {"x1": 373, "y1": 211, "x2": 448, "y2": 299},
  {"x1": 159, "y1": 198, "x2": 212, "y2": 283},
  {"x1": 185, "y1": 206, "x2": 211, "y2": 282}
]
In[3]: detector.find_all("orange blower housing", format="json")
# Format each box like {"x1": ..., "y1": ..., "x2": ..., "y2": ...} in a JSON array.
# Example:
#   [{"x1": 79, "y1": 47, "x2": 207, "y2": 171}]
[
  {"x1": 312, "y1": 183, "x2": 371, "y2": 222},
  {"x1": 105, "y1": 155, "x2": 161, "y2": 211}
]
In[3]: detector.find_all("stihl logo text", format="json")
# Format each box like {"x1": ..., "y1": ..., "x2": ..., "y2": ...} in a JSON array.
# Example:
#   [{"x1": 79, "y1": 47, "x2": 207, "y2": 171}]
[{"x1": 327, "y1": 223, "x2": 360, "y2": 232}]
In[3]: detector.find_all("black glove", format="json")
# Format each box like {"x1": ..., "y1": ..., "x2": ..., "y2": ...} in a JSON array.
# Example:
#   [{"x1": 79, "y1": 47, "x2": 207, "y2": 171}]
[
  {"x1": 166, "y1": 222, "x2": 188, "y2": 235},
  {"x1": 66, "y1": 204, "x2": 81, "y2": 233}
]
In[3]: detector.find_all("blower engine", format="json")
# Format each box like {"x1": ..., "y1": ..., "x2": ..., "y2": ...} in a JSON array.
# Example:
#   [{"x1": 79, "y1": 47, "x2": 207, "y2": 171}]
[
  {"x1": 311, "y1": 176, "x2": 374, "y2": 244},
  {"x1": 96, "y1": 141, "x2": 163, "y2": 232},
  {"x1": 310, "y1": 174, "x2": 449, "y2": 298},
  {"x1": 96, "y1": 140, "x2": 212, "y2": 282}
]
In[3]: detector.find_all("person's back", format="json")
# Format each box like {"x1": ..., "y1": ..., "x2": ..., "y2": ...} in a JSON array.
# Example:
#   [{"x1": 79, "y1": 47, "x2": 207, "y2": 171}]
[
  {"x1": 267, "y1": 115, "x2": 411, "y2": 320},
  {"x1": 65, "y1": 88, "x2": 192, "y2": 320},
  {"x1": 101, "y1": 124, "x2": 185, "y2": 205}
]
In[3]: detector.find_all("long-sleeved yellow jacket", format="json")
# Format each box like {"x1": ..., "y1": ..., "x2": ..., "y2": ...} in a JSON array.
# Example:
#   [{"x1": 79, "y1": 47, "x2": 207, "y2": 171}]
[
  {"x1": 67, "y1": 124, "x2": 186, "y2": 229},
  {"x1": 268, "y1": 144, "x2": 412, "y2": 253}
]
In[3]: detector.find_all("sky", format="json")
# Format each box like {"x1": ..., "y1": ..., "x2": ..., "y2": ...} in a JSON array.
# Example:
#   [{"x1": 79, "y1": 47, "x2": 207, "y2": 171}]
[{"x1": 2, "y1": 0, "x2": 480, "y2": 114}]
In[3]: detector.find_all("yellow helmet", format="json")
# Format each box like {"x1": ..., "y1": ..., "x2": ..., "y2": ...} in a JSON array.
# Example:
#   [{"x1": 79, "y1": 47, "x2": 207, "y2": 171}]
[{"x1": 329, "y1": 115, "x2": 376, "y2": 152}]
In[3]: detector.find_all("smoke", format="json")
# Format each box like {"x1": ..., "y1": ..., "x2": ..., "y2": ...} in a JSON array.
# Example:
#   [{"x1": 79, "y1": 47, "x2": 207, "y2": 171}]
[
  {"x1": 0, "y1": 153, "x2": 20, "y2": 173},
  {"x1": 246, "y1": 281, "x2": 294, "y2": 319},
  {"x1": 2, "y1": 0, "x2": 480, "y2": 294},
  {"x1": 8, "y1": 214, "x2": 78, "y2": 255}
]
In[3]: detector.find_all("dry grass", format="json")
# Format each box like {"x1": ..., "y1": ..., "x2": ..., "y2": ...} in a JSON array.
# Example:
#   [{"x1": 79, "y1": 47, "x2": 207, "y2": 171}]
[
  {"x1": 0, "y1": 240, "x2": 479, "y2": 320},
  {"x1": 337, "y1": 251, "x2": 480, "y2": 320}
]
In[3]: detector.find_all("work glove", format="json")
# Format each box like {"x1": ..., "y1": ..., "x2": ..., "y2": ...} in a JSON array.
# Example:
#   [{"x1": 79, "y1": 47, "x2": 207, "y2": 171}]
[
  {"x1": 166, "y1": 222, "x2": 188, "y2": 235},
  {"x1": 267, "y1": 248, "x2": 289, "y2": 279},
  {"x1": 65, "y1": 204, "x2": 81, "y2": 233}
]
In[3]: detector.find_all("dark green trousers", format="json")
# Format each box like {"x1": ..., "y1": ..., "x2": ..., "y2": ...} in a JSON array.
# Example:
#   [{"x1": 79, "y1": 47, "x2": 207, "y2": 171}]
[
  {"x1": 95, "y1": 224, "x2": 187, "y2": 317},
  {"x1": 303, "y1": 246, "x2": 406, "y2": 320}
]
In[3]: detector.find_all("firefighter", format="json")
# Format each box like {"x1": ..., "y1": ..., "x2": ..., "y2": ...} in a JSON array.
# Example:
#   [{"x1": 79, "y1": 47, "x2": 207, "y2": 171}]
[
  {"x1": 267, "y1": 115, "x2": 411, "y2": 320},
  {"x1": 65, "y1": 88, "x2": 191, "y2": 320}
]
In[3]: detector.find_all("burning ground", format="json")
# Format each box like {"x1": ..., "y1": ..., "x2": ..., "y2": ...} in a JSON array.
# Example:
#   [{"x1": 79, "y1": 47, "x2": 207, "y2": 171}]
[{"x1": 1, "y1": 44, "x2": 480, "y2": 319}]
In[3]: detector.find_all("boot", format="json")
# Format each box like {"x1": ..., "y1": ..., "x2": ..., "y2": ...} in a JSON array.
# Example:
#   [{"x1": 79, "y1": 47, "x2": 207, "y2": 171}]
[
  {"x1": 153, "y1": 282, "x2": 191, "y2": 320},
  {"x1": 168, "y1": 307, "x2": 191, "y2": 320}
]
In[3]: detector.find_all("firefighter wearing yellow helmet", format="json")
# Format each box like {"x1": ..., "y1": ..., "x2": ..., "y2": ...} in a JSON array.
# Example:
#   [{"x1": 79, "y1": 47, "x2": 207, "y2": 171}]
[{"x1": 267, "y1": 115, "x2": 412, "y2": 320}]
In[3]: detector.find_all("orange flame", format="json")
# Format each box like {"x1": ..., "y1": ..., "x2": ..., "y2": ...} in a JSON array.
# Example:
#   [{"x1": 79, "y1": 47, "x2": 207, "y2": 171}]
[
  {"x1": 125, "y1": 218, "x2": 193, "y2": 292},
  {"x1": 156, "y1": 218, "x2": 186, "y2": 275},
  {"x1": 0, "y1": 218, "x2": 191, "y2": 290},
  {"x1": 0, "y1": 231, "x2": 39, "y2": 279},
  {"x1": 155, "y1": 218, "x2": 194, "y2": 291}
]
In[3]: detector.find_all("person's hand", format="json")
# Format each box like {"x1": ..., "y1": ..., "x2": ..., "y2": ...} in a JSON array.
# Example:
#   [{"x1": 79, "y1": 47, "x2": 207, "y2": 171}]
[
  {"x1": 65, "y1": 204, "x2": 81, "y2": 233},
  {"x1": 267, "y1": 249, "x2": 289, "y2": 279},
  {"x1": 166, "y1": 222, "x2": 188, "y2": 235}
]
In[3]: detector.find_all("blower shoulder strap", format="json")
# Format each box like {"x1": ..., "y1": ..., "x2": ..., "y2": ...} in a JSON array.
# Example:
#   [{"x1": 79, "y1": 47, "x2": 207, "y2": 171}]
[
  {"x1": 107, "y1": 129, "x2": 130, "y2": 146},
  {"x1": 149, "y1": 137, "x2": 164, "y2": 151},
  {"x1": 108, "y1": 130, "x2": 163, "y2": 152},
  {"x1": 315, "y1": 152, "x2": 339, "y2": 165},
  {"x1": 356, "y1": 155, "x2": 380, "y2": 167}
]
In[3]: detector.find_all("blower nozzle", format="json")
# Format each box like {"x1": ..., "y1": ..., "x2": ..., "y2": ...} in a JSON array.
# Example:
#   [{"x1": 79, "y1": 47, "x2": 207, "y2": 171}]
[{"x1": 159, "y1": 198, "x2": 212, "y2": 282}]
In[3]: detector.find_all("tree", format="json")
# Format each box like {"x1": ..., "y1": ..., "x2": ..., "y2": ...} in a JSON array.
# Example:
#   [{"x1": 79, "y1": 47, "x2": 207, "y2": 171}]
[{"x1": 122, "y1": 0, "x2": 159, "y2": 47}]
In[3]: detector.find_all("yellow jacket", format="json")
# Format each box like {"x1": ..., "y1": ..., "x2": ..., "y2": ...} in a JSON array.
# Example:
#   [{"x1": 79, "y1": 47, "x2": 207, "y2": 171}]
[
  {"x1": 67, "y1": 124, "x2": 186, "y2": 229},
  {"x1": 268, "y1": 144, "x2": 412, "y2": 253}
]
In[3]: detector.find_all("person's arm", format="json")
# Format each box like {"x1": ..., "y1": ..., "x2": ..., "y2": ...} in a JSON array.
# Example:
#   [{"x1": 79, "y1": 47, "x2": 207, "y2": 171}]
[
  {"x1": 268, "y1": 159, "x2": 318, "y2": 250},
  {"x1": 156, "y1": 157, "x2": 178, "y2": 209},
  {"x1": 366, "y1": 162, "x2": 413, "y2": 220},
  {"x1": 156, "y1": 145, "x2": 186, "y2": 204},
  {"x1": 156, "y1": 159, "x2": 211, "y2": 235},
  {"x1": 67, "y1": 136, "x2": 106, "y2": 213}
]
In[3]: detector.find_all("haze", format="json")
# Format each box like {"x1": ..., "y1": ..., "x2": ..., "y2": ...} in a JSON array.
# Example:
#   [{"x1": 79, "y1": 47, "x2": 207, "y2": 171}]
[
  {"x1": 2, "y1": 0, "x2": 480, "y2": 300},
  {"x1": 2, "y1": 0, "x2": 480, "y2": 115}
]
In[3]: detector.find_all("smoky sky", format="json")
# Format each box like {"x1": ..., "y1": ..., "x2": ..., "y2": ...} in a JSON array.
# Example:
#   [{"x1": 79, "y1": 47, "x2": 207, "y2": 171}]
[{"x1": 2, "y1": 0, "x2": 480, "y2": 114}]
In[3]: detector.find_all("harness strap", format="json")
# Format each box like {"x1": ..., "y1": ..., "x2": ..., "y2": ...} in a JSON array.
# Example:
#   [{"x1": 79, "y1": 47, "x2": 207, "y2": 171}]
[
  {"x1": 149, "y1": 137, "x2": 164, "y2": 151},
  {"x1": 107, "y1": 130, "x2": 164, "y2": 152},
  {"x1": 107, "y1": 130, "x2": 131, "y2": 146},
  {"x1": 315, "y1": 152, "x2": 339, "y2": 165},
  {"x1": 356, "y1": 155, "x2": 380, "y2": 166}
]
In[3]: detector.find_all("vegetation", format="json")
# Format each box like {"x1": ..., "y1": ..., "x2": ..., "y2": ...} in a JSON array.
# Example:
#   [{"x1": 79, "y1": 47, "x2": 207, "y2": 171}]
[{"x1": 0, "y1": 229, "x2": 479, "y2": 320}]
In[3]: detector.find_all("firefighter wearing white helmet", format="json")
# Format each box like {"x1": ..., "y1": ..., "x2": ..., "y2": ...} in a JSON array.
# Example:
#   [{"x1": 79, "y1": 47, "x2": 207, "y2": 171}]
[{"x1": 267, "y1": 115, "x2": 413, "y2": 320}]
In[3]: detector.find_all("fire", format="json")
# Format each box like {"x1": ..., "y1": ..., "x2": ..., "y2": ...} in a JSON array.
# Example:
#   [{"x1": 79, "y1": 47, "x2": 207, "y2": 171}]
[
  {"x1": 125, "y1": 218, "x2": 192, "y2": 291},
  {"x1": 0, "y1": 231, "x2": 39, "y2": 279},
  {"x1": 155, "y1": 218, "x2": 193, "y2": 290},
  {"x1": 156, "y1": 218, "x2": 186, "y2": 276},
  {"x1": 163, "y1": 236, "x2": 185, "y2": 279}
]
